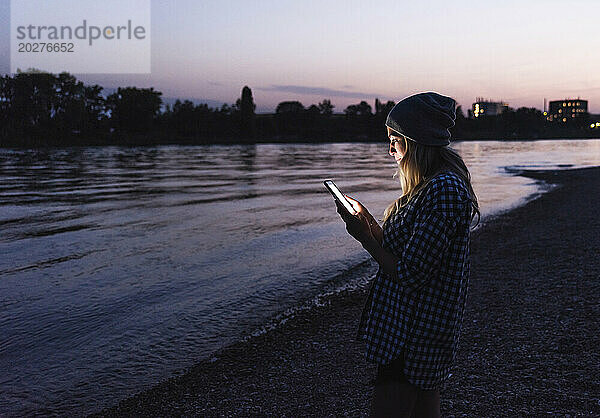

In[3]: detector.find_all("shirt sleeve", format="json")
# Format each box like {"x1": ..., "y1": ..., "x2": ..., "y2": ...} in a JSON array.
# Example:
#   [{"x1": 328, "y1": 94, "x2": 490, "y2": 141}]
[{"x1": 395, "y1": 192, "x2": 464, "y2": 294}]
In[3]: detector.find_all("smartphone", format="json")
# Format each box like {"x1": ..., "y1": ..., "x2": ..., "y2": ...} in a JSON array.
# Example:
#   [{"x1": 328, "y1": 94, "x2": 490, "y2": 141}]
[{"x1": 323, "y1": 180, "x2": 358, "y2": 215}]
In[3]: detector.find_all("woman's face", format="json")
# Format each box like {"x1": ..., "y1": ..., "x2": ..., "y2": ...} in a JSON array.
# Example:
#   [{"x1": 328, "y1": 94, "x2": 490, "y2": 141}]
[{"x1": 387, "y1": 127, "x2": 405, "y2": 163}]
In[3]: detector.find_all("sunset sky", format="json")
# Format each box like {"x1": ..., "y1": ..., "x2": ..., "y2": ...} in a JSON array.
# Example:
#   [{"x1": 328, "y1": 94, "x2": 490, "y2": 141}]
[{"x1": 1, "y1": 0, "x2": 599, "y2": 113}]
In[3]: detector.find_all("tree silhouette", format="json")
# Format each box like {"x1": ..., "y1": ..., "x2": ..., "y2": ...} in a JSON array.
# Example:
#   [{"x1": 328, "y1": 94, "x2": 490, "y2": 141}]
[
  {"x1": 106, "y1": 87, "x2": 162, "y2": 134},
  {"x1": 306, "y1": 104, "x2": 320, "y2": 116},
  {"x1": 54, "y1": 72, "x2": 105, "y2": 135},
  {"x1": 239, "y1": 86, "x2": 256, "y2": 140},
  {"x1": 374, "y1": 99, "x2": 395, "y2": 138},
  {"x1": 344, "y1": 100, "x2": 372, "y2": 118},
  {"x1": 318, "y1": 99, "x2": 334, "y2": 116},
  {"x1": 1, "y1": 71, "x2": 597, "y2": 145},
  {"x1": 170, "y1": 99, "x2": 197, "y2": 136},
  {"x1": 275, "y1": 101, "x2": 305, "y2": 136},
  {"x1": 1, "y1": 71, "x2": 56, "y2": 137},
  {"x1": 276, "y1": 101, "x2": 304, "y2": 114}
]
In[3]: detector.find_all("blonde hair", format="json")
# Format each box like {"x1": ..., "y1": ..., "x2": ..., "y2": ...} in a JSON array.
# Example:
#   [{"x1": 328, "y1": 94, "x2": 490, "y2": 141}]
[{"x1": 382, "y1": 132, "x2": 480, "y2": 228}]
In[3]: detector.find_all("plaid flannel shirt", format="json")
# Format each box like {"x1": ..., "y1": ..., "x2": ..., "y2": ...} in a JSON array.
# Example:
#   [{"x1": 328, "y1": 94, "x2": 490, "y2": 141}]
[{"x1": 357, "y1": 170, "x2": 472, "y2": 390}]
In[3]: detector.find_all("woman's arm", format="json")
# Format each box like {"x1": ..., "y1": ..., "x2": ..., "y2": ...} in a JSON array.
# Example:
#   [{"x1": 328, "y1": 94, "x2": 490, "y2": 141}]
[
  {"x1": 336, "y1": 197, "x2": 460, "y2": 290},
  {"x1": 361, "y1": 235, "x2": 399, "y2": 281},
  {"x1": 334, "y1": 199, "x2": 397, "y2": 277},
  {"x1": 336, "y1": 180, "x2": 466, "y2": 292}
]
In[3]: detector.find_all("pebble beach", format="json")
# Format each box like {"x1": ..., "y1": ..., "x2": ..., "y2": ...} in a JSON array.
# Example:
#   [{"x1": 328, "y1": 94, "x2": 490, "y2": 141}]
[{"x1": 94, "y1": 166, "x2": 600, "y2": 417}]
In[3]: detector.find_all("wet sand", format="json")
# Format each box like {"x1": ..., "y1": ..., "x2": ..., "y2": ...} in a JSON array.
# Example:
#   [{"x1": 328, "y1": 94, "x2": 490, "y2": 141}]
[{"x1": 93, "y1": 166, "x2": 600, "y2": 417}]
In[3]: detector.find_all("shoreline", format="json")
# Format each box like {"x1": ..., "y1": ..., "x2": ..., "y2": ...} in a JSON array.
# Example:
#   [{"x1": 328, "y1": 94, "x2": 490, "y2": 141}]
[{"x1": 93, "y1": 166, "x2": 600, "y2": 417}]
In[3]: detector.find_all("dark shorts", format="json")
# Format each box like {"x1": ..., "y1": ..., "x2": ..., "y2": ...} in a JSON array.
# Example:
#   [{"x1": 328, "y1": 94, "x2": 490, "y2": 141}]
[
  {"x1": 370, "y1": 353, "x2": 441, "y2": 417},
  {"x1": 374, "y1": 353, "x2": 410, "y2": 385},
  {"x1": 373, "y1": 353, "x2": 440, "y2": 395}
]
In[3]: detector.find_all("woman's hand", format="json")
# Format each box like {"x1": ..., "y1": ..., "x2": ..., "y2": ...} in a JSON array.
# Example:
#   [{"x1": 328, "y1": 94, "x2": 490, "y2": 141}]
[
  {"x1": 335, "y1": 196, "x2": 399, "y2": 281},
  {"x1": 345, "y1": 195, "x2": 383, "y2": 244},
  {"x1": 335, "y1": 195, "x2": 382, "y2": 245}
]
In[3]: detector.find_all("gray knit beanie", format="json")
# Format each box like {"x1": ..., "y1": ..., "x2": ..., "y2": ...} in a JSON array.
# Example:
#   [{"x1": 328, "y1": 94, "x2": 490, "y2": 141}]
[{"x1": 385, "y1": 92, "x2": 457, "y2": 146}]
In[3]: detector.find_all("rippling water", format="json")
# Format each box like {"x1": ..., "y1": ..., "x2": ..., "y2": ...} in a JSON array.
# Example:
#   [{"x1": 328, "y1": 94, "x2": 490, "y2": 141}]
[{"x1": 1, "y1": 139, "x2": 599, "y2": 415}]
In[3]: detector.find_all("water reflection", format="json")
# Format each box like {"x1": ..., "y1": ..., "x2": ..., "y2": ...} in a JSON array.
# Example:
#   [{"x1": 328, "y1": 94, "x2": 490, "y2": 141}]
[{"x1": 239, "y1": 144, "x2": 257, "y2": 173}]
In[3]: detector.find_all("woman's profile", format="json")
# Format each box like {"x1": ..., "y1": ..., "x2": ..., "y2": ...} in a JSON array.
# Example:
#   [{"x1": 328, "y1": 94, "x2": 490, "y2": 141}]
[{"x1": 334, "y1": 92, "x2": 480, "y2": 417}]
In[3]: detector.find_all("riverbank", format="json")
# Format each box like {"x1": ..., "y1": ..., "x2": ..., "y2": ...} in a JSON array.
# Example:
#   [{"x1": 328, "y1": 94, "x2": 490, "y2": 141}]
[{"x1": 94, "y1": 166, "x2": 600, "y2": 417}]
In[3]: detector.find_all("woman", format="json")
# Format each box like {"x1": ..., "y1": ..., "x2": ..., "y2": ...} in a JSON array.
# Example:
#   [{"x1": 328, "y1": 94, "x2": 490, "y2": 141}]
[{"x1": 335, "y1": 92, "x2": 479, "y2": 417}]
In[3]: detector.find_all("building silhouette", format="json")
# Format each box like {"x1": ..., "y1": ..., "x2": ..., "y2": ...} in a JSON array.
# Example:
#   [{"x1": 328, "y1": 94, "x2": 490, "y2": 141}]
[
  {"x1": 471, "y1": 98, "x2": 509, "y2": 118},
  {"x1": 547, "y1": 98, "x2": 588, "y2": 122}
]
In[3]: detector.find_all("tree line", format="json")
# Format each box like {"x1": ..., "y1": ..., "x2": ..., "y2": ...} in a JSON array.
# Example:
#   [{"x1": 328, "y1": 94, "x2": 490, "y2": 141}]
[{"x1": 0, "y1": 71, "x2": 597, "y2": 147}]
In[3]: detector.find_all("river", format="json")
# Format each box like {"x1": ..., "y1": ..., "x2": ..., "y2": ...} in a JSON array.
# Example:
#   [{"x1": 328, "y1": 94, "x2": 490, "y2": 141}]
[{"x1": 1, "y1": 139, "x2": 599, "y2": 415}]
